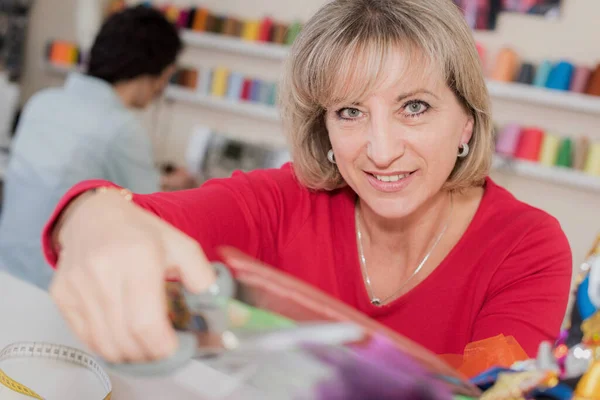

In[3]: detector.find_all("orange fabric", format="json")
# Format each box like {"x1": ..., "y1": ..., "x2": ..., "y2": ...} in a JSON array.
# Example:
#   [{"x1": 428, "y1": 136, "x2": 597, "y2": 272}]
[{"x1": 440, "y1": 335, "x2": 529, "y2": 378}]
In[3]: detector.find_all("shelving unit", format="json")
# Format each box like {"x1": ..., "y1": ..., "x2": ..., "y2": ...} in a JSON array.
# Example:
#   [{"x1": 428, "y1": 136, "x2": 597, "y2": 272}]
[
  {"x1": 492, "y1": 155, "x2": 600, "y2": 193},
  {"x1": 43, "y1": 34, "x2": 600, "y2": 192},
  {"x1": 487, "y1": 80, "x2": 600, "y2": 115},
  {"x1": 43, "y1": 62, "x2": 281, "y2": 122},
  {"x1": 164, "y1": 86, "x2": 280, "y2": 122},
  {"x1": 180, "y1": 31, "x2": 600, "y2": 114},
  {"x1": 180, "y1": 30, "x2": 289, "y2": 60}
]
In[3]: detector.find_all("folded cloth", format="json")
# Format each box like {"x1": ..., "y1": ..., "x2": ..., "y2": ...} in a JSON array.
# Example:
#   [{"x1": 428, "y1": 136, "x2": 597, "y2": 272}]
[{"x1": 440, "y1": 335, "x2": 529, "y2": 378}]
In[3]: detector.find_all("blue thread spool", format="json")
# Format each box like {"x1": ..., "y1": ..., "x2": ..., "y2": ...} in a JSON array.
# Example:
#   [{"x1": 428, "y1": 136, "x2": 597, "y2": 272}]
[
  {"x1": 249, "y1": 80, "x2": 261, "y2": 102},
  {"x1": 533, "y1": 60, "x2": 552, "y2": 87},
  {"x1": 226, "y1": 72, "x2": 244, "y2": 101},
  {"x1": 546, "y1": 61, "x2": 574, "y2": 91},
  {"x1": 198, "y1": 67, "x2": 212, "y2": 95}
]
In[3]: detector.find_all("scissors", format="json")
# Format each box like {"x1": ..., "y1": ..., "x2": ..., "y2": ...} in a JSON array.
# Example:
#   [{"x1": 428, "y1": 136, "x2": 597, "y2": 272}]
[{"x1": 104, "y1": 262, "x2": 364, "y2": 377}]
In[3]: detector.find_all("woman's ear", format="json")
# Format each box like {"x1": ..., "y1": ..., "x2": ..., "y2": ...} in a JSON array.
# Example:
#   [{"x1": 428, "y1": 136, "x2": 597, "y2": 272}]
[{"x1": 461, "y1": 115, "x2": 475, "y2": 145}]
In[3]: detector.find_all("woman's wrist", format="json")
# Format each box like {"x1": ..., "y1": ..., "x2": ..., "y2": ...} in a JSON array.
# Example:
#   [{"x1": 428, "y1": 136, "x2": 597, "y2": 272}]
[{"x1": 52, "y1": 186, "x2": 134, "y2": 255}]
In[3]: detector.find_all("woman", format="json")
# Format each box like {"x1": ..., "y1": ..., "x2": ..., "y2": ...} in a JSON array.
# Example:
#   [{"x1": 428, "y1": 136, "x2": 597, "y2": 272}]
[{"x1": 43, "y1": 0, "x2": 572, "y2": 364}]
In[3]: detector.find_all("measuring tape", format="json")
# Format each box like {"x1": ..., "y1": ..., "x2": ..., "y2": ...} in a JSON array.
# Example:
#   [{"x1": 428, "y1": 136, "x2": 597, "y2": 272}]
[{"x1": 0, "y1": 342, "x2": 112, "y2": 399}]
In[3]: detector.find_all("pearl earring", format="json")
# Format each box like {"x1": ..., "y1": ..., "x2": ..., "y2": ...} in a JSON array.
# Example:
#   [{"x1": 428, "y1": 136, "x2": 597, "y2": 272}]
[
  {"x1": 327, "y1": 149, "x2": 336, "y2": 164},
  {"x1": 458, "y1": 143, "x2": 469, "y2": 158}
]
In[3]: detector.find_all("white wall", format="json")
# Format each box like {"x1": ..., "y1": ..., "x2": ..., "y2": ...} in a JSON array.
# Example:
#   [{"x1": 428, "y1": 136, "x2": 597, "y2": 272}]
[{"x1": 18, "y1": 0, "x2": 600, "y2": 270}]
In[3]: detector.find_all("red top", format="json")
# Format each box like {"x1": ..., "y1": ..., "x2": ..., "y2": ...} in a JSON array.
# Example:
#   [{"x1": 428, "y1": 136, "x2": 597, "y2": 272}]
[{"x1": 42, "y1": 164, "x2": 572, "y2": 356}]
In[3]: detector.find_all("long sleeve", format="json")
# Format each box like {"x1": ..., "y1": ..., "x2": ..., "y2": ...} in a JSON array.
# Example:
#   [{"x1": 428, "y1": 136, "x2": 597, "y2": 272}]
[
  {"x1": 104, "y1": 118, "x2": 160, "y2": 195},
  {"x1": 470, "y1": 214, "x2": 573, "y2": 356},
  {"x1": 42, "y1": 165, "x2": 305, "y2": 268}
]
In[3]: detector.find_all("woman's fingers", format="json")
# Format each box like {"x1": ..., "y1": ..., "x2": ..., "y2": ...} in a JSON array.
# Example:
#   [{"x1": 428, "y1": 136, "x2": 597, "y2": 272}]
[
  {"x1": 125, "y1": 247, "x2": 178, "y2": 361},
  {"x1": 163, "y1": 230, "x2": 216, "y2": 294}
]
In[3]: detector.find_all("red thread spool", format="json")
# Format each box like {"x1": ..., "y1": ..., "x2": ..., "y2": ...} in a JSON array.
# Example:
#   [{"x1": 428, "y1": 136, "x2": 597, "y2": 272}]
[{"x1": 515, "y1": 127, "x2": 544, "y2": 161}]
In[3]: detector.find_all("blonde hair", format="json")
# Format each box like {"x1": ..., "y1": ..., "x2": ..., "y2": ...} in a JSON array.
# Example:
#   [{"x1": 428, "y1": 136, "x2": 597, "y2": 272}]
[{"x1": 279, "y1": 0, "x2": 493, "y2": 191}]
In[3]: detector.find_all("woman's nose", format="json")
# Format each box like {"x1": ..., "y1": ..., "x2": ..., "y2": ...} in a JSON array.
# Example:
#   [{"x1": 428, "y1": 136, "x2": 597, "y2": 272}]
[{"x1": 366, "y1": 120, "x2": 406, "y2": 168}]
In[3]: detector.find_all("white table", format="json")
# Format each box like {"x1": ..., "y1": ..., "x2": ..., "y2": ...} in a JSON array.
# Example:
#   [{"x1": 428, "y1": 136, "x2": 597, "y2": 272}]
[{"x1": 0, "y1": 271, "x2": 267, "y2": 400}]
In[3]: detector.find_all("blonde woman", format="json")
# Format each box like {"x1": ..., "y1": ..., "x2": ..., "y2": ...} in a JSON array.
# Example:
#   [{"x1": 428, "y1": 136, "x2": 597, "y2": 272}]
[{"x1": 43, "y1": 0, "x2": 572, "y2": 364}]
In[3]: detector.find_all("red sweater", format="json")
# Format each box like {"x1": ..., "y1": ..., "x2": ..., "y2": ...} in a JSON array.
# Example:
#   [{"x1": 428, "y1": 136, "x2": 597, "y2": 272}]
[{"x1": 42, "y1": 164, "x2": 572, "y2": 356}]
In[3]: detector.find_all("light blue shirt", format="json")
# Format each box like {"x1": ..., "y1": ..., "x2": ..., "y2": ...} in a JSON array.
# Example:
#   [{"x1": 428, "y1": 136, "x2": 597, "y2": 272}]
[{"x1": 0, "y1": 72, "x2": 160, "y2": 289}]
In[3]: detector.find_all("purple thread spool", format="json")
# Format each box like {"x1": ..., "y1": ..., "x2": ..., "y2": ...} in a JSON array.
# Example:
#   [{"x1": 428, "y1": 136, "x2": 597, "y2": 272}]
[{"x1": 496, "y1": 123, "x2": 522, "y2": 156}]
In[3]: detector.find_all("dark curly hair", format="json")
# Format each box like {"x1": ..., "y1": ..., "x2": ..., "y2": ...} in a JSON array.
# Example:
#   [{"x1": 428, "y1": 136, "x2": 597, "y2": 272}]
[{"x1": 87, "y1": 5, "x2": 183, "y2": 84}]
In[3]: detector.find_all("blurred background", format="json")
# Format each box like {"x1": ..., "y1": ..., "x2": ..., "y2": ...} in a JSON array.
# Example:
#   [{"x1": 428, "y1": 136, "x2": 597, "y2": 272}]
[{"x1": 0, "y1": 0, "x2": 598, "y2": 275}]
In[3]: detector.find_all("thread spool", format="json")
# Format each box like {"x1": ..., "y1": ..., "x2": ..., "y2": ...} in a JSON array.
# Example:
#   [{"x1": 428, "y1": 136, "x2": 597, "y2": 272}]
[
  {"x1": 164, "y1": 5, "x2": 180, "y2": 24},
  {"x1": 241, "y1": 78, "x2": 252, "y2": 101},
  {"x1": 177, "y1": 10, "x2": 190, "y2": 28},
  {"x1": 223, "y1": 17, "x2": 242, "y2": 37},
  {"x1": 546, "y1": 61, "x2": 575, "y2": 91},
  {"x1": 516, "y1": 63, "x2": 536, "y2": 85},
  {"x1": 495, "y1": 123, "x2": 521, "y2": 156},
  {"x1": 285, "y1": 21, "x2": 303, "y2": 45},
  {"x1": 198, "y1": 66, "x2": 212, "y2": 95},
  {"x1": 192, "y1": 8, "x2": 209, "y2": 31},
  {"x1": 226, "y1": 72, "x2": 244, "y2": 101},
  {"x1": 267, "y1": 83, "x2": 278, "y2": 106},
  {"x1": 570, "y1": 66, "x2": 592, "y2": 93},
  {"x1": 515, "y1": 127, "x2": 544, "y2": 161},
  {"x1": 204, "y1": 13, "x2": 217, "y2": 33},
  {"x1": 555, "y1": 137, "x2": 573, "y2": 168},
  {"x1": 249, "y1": 79, "x2": 261, "y2": 102},
  {"x1": 185, "y1": 8, "x2": 196, "y2": 29},
  {"x1": 491, "y1": 48, "x2": 519, "y2": 82},
  {"x1": 180, "y1": 69, "x2": 198, "y2": 89},
  {"x1": 258, "y1": 17, "x2": 273, "y2": 42},
  {"x1": 211, "y1": 15, "x2": 226, "y2": 34},
  {"x1": 586, "y1": 64, "x2": 600, "y2": 96},
  {"x1": 574, "y1": 136, "x2": 590, "y2": 170},
  {"x1": 533, "y1": 60, "x2": 553, "y2": 87},
  {"x1": 211, "y1": 67, "x2": 229, "y2": 97},
  {"x1": 538, "y1": 134, "x2": 560, "y2": 166},
  {"x1": 584, "y1": 143, "x2": 600, "y2": 176},
  {"x1": 270, "y1": 23, "x2": 288, "y2": 44},
  {"x1": 242, "y1": 20, "x2": 260, "y2": 41},
  {"x1": 258, "y1": 81, "x2": 272, "y2": 104}
]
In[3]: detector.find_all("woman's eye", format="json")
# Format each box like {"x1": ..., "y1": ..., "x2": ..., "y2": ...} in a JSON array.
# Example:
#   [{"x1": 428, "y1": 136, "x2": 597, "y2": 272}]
[
  {"x1": 337, "y1": 108, "x2": 363, "y2": 119},
  {"x1": 403, "y1": 101, "x2": 430, "y2": 117}
]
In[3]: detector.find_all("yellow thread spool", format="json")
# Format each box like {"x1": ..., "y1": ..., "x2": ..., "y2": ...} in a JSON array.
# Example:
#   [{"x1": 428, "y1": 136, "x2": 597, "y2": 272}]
[
  {"x1": 211, "y1": 67, "x2": 229, "y2": 97},
  {"x1": 539, "y1": 134, "x2": 560, "y2": 166},
  {"x1": 241, "y1": 20, "x2": 260, "y2": 41},
  {"x1": 164, "y1": 6, "x2": 180, "y2": 23},
  {"x1": 584, "y1": 142, "x2": 600, "y2": 176}
]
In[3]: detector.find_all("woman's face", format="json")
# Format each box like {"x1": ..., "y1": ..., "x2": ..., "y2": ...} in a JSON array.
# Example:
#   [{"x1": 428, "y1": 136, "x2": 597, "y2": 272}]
[{"x1": 325, "y1": 51, "x2": 474, "y2": 220}]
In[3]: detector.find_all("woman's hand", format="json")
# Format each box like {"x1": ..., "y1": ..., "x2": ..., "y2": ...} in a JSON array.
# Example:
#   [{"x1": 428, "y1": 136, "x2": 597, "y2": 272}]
[{"x1": 49, "y1": 188, "x2": 216, "y2": 364}]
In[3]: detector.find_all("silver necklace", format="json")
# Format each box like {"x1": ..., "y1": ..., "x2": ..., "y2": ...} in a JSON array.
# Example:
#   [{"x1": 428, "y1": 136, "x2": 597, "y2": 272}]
[{"x1": 355, "y1": 194, "x2": 453, "y2": 306}]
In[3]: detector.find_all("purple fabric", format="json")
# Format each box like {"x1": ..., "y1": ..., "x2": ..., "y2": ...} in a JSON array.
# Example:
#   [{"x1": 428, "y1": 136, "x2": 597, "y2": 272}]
[{"x1": 303, "y1": 336, "x2": 453, "y2": 400}]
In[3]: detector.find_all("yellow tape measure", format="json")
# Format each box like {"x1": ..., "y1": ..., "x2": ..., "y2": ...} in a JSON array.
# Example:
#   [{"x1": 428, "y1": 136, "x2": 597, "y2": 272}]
[{"x1": 0, "y1": 342, "x2": 112, "y2": 399}]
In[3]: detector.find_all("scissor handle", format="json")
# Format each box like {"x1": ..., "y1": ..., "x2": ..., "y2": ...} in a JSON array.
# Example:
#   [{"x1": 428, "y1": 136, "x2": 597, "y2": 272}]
[{"x1": 105, "y1": 263, "x2": 236, "y2": 376}]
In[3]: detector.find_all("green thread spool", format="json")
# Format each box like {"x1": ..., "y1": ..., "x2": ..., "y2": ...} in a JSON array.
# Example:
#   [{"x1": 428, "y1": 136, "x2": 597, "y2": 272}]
[
  {"x1": 555, "y1": 137, "x2": 573, "y2": 168},
  {"x1": 285, "y1": 21, "x2": 302, "y2": 45}
]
